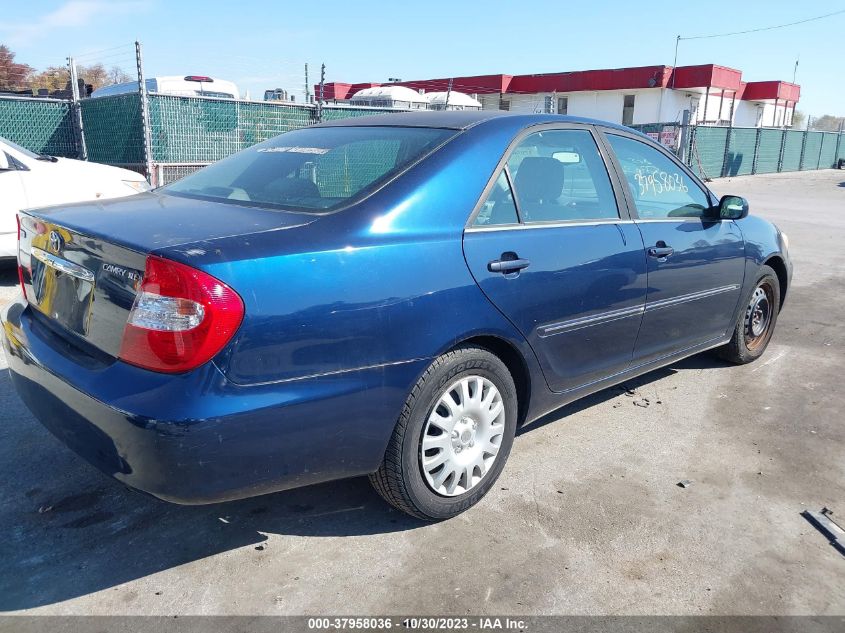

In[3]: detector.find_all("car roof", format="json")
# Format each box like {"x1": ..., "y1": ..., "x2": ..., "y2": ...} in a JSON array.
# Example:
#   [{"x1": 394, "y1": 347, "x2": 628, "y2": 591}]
[{"x1": 314, "y1": 110, "x2": 636, "y2": 133}]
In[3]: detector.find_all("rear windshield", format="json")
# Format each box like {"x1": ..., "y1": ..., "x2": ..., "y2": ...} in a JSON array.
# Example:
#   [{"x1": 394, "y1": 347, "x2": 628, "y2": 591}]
[{"x1": 162, "y1": 125, "x2": 456, "y2": 213}]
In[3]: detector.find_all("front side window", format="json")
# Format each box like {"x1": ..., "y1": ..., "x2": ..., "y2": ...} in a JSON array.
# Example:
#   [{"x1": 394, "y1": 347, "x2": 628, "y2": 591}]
[
  {"x1": 505, "y1": 129, "x2": 619, "y2": 222},
  {"x1": 163, "y1": 126, "x2": 455, "y2": 213},
  {"x1": 605, "y1": 134, "x2": 710, "y2": 219}
]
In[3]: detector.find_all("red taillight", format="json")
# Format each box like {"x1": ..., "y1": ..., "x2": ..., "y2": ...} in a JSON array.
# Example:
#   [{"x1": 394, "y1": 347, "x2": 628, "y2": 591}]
[
  {"x1": 118, "y1": 255, "x2": 244, "y2": 373},
  {"x1": 16, "y1": 214, "x2": 27, "y2": 302}
]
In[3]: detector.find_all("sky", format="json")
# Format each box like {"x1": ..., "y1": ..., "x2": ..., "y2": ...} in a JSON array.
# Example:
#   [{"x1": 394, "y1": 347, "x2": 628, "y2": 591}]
[{"x1": 1, "y1": 0, "x2": 844, "y2": 117}]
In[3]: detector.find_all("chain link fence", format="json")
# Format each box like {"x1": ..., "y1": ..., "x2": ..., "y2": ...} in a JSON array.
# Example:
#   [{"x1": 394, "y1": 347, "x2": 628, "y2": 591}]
[
  {"x1": 0, "y1": 96, "x2": 78, "y2": 157},
  {"x1": 79, "y1": 93, "x2": 145, "y2": 167},
  {"x1": 2, "y1": 90, "x2": 843, "y2": 186},
  {"x1": 676, "y1": 125, "x2": 843, "y2": 180}
]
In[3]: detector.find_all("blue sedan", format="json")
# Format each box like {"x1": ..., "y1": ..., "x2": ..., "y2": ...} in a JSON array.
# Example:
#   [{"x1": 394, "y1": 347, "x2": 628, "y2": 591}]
[{"x1": 3, "y1": 112, "x2": 791, "y2": 520}]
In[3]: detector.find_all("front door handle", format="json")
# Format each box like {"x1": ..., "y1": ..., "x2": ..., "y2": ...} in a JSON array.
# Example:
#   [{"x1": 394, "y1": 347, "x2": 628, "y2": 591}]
[
  {"x1": 488, "y1": 254, "x2": 530, "y2": 274},
  {"x1": 647, "y1": 245, "x2": 675, "y2": 259}
]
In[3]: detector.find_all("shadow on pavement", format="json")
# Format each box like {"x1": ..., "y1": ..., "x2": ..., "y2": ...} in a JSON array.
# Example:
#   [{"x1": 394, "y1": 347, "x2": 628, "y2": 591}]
[
  {"x1": 0, "y1": 356, "x2": 423, "y2": 610},
  {"x1": 518, "y1": 352, "x2": 731, "y2": 436},
  {"x1": 0, "y1": 312, "x2": 730, "y2": 611}
]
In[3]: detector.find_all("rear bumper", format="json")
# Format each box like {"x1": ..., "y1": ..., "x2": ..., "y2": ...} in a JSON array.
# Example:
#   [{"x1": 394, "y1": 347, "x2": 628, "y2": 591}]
[{"x1": 2, "y1": 298, "x2": 426, "y2": 504}]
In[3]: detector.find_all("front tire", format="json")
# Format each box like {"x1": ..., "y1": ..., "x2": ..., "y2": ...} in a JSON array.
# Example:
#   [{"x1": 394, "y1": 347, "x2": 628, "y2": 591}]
[
  {"x1": 369, "y1": 346, "x2": 518, "y2": 520},
  {"x1": 717, "y1": 265, "x2": 781, "y2": 364}
]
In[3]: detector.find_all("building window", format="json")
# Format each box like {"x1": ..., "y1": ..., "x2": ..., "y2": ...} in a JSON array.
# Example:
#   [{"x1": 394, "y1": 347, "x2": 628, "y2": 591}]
[
  {"x1": 558, "y1": 97, "x2": 568, "y2": 115},
  {"x1": 622, "y1": 95, "x2": 635, "y2": 125}
]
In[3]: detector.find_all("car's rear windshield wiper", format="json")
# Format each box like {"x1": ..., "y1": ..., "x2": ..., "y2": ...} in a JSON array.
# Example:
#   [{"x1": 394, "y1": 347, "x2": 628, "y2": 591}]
[{"x1": 36, "y1": 154, "x2": 58, "y2": 162}]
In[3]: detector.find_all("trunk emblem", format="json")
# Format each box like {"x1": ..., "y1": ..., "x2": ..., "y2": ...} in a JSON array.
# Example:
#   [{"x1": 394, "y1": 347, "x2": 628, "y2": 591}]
[{"x1": 49, "y1": 231, "x2": 64, "y2": 254}]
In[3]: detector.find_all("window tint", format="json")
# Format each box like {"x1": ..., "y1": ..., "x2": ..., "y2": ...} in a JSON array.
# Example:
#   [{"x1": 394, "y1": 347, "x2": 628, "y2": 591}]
[
  {"x1": 505, "y1": 129, "x2": 618, "y2": 222},
  {"x1": 605, "y1": 134, "x2": 710, "y2": 219},
  {"x1": 163, "y1": 126, "x2": 455, "y2": 213},
  {"x1": 473, "y1": 171, "x2": 519, "y2": 226}
]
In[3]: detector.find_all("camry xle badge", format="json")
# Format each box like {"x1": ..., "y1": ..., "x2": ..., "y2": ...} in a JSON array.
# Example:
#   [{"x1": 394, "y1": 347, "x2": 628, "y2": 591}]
[{"x1": 49, "y1": 231, "x2": 63, "y2": 254}]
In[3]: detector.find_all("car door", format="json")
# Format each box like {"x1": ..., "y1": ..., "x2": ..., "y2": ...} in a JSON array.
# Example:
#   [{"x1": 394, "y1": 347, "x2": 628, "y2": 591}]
[
  {"x1": 0, "y1": 150, "x2": 29, "y2": 237},
  {"x1": 463, "y1": 125, "x2": 648, "y2": 393},
  {"x1": 600, "y1": 130, "x2": 746, "y2": 364}
]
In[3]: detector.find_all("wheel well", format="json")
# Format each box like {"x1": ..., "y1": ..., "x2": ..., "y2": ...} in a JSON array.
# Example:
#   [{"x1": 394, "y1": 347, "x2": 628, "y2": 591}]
[
  {"x1": 457, "y1": 336, "x2": 531, "y2": 426},
  {"x1": 764, "y1": 255, "x2": 788, "y2": 308}
]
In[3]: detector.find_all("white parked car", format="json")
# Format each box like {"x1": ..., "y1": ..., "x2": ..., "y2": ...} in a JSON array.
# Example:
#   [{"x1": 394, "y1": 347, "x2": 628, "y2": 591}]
[{"x1": 0, "y1": 137, "x2": 150, "y2": 259}]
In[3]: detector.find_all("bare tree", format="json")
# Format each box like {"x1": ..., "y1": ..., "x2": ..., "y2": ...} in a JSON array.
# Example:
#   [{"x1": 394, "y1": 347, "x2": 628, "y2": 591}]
[
  {"x1": 108, "y1": 66, "x2": 133, "y2": 85},
  {"x1": 809, "y1": 114, "x2": 845, "y2": 132}
]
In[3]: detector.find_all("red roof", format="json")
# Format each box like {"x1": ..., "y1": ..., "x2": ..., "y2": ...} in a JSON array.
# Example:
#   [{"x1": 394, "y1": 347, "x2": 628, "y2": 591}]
[
  {"x1": 324, "y1": 64, "x2": 798, "y2": 102},
  {"x1": 397, "y1": 74, "x2": 512, "y2": 95},
  {"x1": 669, "y1": 64, "x2": 743, "y2": 91},
  {"x1": 742, "y1": 81, "x2": 801, "y2": 102},
  {"x1": 509, "y1": 65, "x2": 672, "y2": 93}
]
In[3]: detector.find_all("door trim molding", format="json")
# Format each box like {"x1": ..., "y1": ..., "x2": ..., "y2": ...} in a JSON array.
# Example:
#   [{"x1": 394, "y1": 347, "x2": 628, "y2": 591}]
[
  {"x1": 538, "y1": 304, "x2": 645, "y2": 337},
  {"x1": 645, "y1": 284, "x2": 740, "y2": 313},
  {"x1": 536, "y1": 283, "x2": 740, "y2": 338}
]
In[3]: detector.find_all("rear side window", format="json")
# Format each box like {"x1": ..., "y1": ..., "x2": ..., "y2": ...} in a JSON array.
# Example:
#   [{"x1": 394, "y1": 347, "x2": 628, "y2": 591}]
[
  {"x1": 473, "y1": 171, "x2": 519, "y2": 226},
  {"x1": 505, "y1": 129, "x2": 619, "y2": 223},
  {"x1": 163, "y1": 126, "x2": 456, "y2": 213},
  {"x1": 605, "y1": 134, "x2": 710, "y2": 219}
]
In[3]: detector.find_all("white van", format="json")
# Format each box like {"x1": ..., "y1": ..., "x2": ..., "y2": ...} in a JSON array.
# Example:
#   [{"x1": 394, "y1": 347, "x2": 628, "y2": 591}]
[
  {"x1": 90, "y1": 76, "x2": 239, "y2": 99},
  {"x1": 0, "y1": 137, "x2": 150, "y2": 259}
]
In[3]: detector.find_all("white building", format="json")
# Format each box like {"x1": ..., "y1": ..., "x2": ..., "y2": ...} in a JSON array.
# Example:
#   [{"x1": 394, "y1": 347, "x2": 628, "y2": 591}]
[{"x1": 324, "y1": 64, "x2": 800, "y2": 128}]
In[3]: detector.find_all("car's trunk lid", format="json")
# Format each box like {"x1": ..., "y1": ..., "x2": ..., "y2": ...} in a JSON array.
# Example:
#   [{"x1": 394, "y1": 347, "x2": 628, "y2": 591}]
[{"x1": 18, "y1": 192, "x2": 316, "y2": 360}]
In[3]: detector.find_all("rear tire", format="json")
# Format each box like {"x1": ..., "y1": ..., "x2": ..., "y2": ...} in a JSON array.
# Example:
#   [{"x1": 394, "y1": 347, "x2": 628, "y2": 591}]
[
  {"x1": 717, "y1": 265, "x2": 781, "y2": 364},
  {"x1": 369, "y1": 346, "x2": 518, "y2": 520}
]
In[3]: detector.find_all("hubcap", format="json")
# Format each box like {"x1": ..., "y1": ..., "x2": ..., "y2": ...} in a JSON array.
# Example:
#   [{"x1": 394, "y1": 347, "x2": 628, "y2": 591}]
[
  {"x1": 420, "y1": 375, "x2": 505, "y2": 497},
  {"x1": 745, "y1": 283, "x2": 773, "y2": 350}
]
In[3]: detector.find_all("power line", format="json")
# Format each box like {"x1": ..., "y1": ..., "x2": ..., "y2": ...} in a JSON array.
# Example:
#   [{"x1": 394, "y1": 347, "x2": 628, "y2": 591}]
[{"x1": 680, "y1": 8, "x2": 845, "y2": 40}]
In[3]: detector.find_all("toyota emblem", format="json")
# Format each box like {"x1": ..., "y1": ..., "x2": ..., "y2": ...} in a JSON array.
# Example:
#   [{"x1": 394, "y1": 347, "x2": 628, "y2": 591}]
[{"x1": 49, "y1": 230, "x2": 63, "y2": 254}]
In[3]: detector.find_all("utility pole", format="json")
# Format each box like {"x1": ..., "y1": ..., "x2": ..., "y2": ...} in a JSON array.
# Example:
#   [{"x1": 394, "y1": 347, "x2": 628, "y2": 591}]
[
  {"x1": 135, "y1": 41, "x2": 153, "y2": 185},
  {"x1": 67, "y1": 56, "x2": 87, "y2": 160},
  {"x1": 671, "y1": 35, "x2": 680, "y2": 89},
  {"x1": 317, "y1": 63, "x2": 325, "y2": 123},
  {"x1": 445, "y1": 78, "x2": 453, "y2": 110},
  {"x1": 793, "y1": 56, "x2": 799, "y2": 84},
  {"x1": 304, "y1": 63, "x2": 310, "y2": 104}
]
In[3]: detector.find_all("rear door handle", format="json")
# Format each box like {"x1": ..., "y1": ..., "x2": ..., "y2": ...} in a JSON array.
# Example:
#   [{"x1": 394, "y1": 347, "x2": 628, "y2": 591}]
[
  {"x1": 647, "y1": 246, "x2": 674, "y2": 259},
  {"x1": 488, "y1": 256, "x2": 530, "y2": 274}
]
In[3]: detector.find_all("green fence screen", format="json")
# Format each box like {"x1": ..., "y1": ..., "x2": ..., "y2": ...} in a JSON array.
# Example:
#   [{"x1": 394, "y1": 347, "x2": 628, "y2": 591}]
[
  {"x1": 146, "y1": 97, "x2": 398, "y2": 164},
  {"x1": 690, "y1": 126, "x2": 728, "y2": 179},
  {"x1": 755, "y1": 129, "x2": 783, "y2": 174},
  {"x1": 3, "y1": 94, "x2": 844, "y2": 181},
  {"x1": 79, "y1": 93, "x2": 145, "y2": 165},
  {"x1": 148, "y1": 95, "x2": 315, "y2": 163},
  {"x1": 321, "y1": 105, "x2": 398, "y2": 121},
  {"x1": 781, "y1": 131, "x2": 804, "y2": 172},
  {"x1": 0, "y1": 97, "x2": 77, "y2": 157},
  {"x1": 801, "y1": 132, "x2": 823, "y2": 170},
  {"x1": 724, "y1": 128, "x2": 757, "y2": 176},
  {"x1": 819, "y1": 132, "x2": 838, "y2": 168}
]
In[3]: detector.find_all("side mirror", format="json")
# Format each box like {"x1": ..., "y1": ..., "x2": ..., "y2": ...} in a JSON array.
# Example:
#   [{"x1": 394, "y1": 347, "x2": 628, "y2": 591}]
[
  {"x1": 718, "y1": 195, "x2": 749, "y2": 220},
  {"x1": 0, "y1": 152, "x2": 10, "y2": 171}
]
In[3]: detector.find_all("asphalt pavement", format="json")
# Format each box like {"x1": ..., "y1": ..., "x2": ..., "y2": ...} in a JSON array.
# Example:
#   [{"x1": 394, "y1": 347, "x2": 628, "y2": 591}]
[{"x1": 0, "y1": 169, "x2": 843, "y2": 615}]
